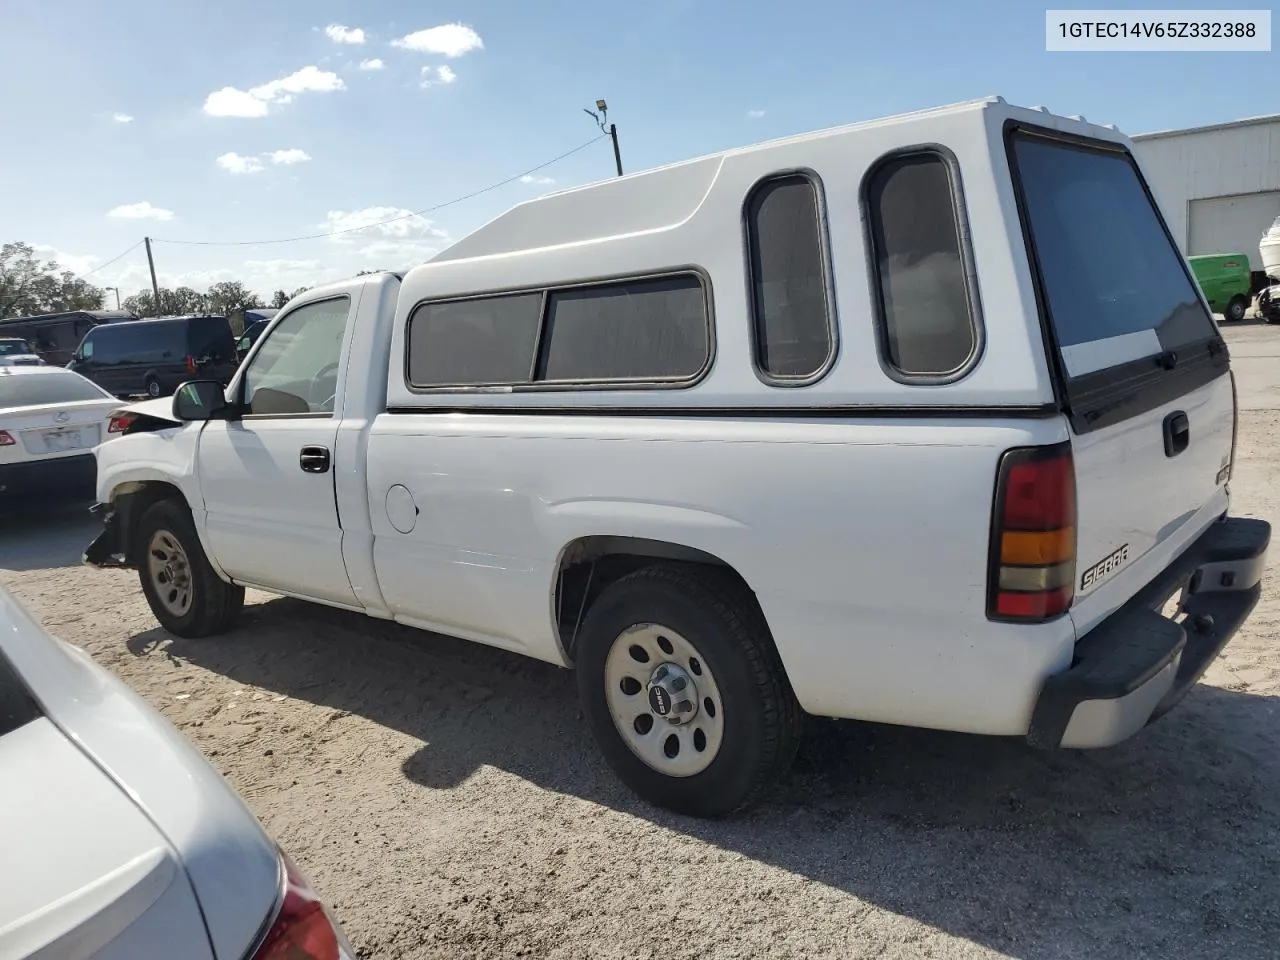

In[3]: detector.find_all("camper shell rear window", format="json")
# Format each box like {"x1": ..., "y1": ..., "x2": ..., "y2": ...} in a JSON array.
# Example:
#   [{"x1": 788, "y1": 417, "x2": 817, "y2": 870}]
[{"x1": 1006, "y1": 124, "x2": 1228, "y2": 432}]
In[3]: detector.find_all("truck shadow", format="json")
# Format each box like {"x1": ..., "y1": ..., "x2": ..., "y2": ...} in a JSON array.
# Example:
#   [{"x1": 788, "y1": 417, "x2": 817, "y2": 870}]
[{"x1": 130, "y1": 596, "x2": 1280, "y2": 959}]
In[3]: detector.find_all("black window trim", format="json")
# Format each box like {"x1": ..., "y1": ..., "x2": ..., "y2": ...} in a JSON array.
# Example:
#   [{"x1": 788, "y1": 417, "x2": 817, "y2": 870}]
[
  {"x1": 1002, "y1": 120, "x2": 1228, "y2": 434},
  {"x1": 403, "y1": 268, "x2": 716, "y2": 394},
  {"x1": 860, "y1": 142, "x2": 986, "y2": 385},
  {"x1": 741, "y1": 168, "x2": 839, "y2": 387},
  {"x1": 238, "y1": 293, "x2": 352, "y2": 421}
]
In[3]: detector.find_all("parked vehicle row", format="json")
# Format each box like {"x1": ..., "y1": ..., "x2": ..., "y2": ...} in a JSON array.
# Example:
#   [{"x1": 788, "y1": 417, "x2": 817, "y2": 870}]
[{"x1": 88, "y1": 97, "x2": 1269, "y2": 818}]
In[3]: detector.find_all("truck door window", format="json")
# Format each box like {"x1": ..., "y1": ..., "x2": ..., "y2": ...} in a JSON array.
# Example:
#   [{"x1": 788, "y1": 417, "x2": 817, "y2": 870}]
[
  {"x1": 745, "y1": 174, "x2": 834, "y2": 381},
  {"x1": 242, "y1": 297, "x2": 351, "y2": 416},
  {"x1": 865, "y1": 151, "x2": 979, "y2": 379}
]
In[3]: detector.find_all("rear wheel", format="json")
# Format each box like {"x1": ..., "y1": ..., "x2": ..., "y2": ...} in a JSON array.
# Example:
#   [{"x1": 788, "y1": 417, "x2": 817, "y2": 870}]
[
  {"x1": 145, "y1": 375, "x2": 162, "y2": 398},
  {"x1": 135, "y1": 499, "x2": 243, "y2": 637},
  {"x1": 575, "y1": 564, "x2": 802, "y2": 817},
  {"x1": 1225, "y1": 295, "x2": 1249, "y2": 323}
]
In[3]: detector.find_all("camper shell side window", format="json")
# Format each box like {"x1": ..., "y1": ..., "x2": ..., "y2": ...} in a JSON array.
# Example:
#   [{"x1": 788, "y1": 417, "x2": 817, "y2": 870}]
[
  {"x1": 405, "y1": 271, "x2": 713, "y2": 392},
  {"x1": 863, "y1": 146, "x2": 984, "y2": 384},
  {"x1": 743, "y1": 171, "x2": 837, "y2": 385}
]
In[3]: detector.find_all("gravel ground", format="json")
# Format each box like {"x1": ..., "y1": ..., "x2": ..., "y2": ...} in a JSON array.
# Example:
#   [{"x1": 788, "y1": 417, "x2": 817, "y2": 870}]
[{"x1": 4, "y1": 321, "x2": 1280, "y2": 960}]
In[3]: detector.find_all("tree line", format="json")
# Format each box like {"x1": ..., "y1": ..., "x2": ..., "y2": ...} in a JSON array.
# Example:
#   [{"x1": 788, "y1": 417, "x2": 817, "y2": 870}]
[{"x1": 1, "y1": 240, "x2": 322, "y2": 320}]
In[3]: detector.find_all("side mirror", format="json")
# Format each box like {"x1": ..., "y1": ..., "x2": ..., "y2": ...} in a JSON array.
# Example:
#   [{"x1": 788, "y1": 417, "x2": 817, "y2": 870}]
[{"x1": 173, "y1": 380, "x2": 234, "y2": 421}]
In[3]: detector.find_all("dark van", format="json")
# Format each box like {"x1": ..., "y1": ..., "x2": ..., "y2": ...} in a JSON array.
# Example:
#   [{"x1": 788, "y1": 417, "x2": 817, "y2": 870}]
[{"x1": 69, "y1": 315, "x2": 238, "y2": 398}]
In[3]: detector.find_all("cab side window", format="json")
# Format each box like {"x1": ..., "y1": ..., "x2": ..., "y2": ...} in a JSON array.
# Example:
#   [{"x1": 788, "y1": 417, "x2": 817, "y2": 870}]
[{"x1": 242, "y1": 297, "x2": 351, "y2": 416}]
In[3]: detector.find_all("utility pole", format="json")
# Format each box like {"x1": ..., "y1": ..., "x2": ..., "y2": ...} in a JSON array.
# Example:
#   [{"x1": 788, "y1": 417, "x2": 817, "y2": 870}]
[
  {"x1": 144, "y1": 236, "x2": 161, "y2": 317},
  {"x1": 584, "y1": 99, "x2": 623, "y2": 177},
  {"x1": 104, "y1": 287, "x2": 121, "y2": 310}
]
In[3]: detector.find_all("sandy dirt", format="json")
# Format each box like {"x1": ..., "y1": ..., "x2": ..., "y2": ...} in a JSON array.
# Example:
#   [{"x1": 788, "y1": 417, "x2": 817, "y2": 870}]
[{"x1": 3, "y1": 322, "x2": 1280, "y2": 960}]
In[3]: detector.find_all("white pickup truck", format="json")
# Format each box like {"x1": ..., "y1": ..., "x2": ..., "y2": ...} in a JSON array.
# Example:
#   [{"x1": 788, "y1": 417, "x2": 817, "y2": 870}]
[{"x1": 88, "y1": 97, "x2": 1270, "y2": 817}]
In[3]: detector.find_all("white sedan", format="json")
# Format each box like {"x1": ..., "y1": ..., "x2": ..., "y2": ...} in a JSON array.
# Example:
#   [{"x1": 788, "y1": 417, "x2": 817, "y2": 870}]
[
  {"x1": 0, "y1": 585, "x2": 355, "y2": 959},
  {"x1": 0, "y1": 366, "x2": 125, "y2": 499}
]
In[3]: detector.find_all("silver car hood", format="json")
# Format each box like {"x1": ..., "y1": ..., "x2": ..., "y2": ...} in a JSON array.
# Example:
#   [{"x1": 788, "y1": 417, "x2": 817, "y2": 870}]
[{"x1": 0, "y1": 590, "x2": 280, "y2": 960}]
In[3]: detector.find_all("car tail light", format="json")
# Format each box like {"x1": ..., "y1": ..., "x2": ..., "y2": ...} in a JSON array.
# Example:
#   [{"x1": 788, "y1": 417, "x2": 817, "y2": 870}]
[
  {"x1": 987, "y1": 442, "x2": 1076, "y2": 622},
  {"x1": 108, "y1": 412, "x2": 136, "y2": 434},
  {"x1": 185, "y1": 354, "x2": 198, "y2": 375},
  {"x1": 250, "y1": 852, "x2": 351, "y2": 960},
  {"x1": 0, "y1": 430, "x2": 14, "y2": 446}
]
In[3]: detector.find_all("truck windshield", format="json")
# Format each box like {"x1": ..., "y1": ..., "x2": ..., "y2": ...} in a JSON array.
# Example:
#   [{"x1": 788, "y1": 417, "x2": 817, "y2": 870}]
[{"x1": 1010, "y1": 131, "x2": 1218, "y2": 381}]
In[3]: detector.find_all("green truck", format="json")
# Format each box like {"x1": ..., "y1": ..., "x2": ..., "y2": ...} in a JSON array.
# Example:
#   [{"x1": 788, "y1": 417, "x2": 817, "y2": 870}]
[{"x1": 1187, "y1": 253, "x2": 1252, "y2": 322}]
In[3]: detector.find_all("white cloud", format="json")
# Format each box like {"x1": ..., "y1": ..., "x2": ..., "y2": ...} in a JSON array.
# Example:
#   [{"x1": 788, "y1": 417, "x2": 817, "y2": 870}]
[
  {"x1": 269, "y1": 148, "x2": 311, "y2": 165},
  {"x1": 420, "y1": 65, "x2": 457, "y2": 87},
  {"x1": 358, "y1": 58, "x2": 384, "y2": 71},
  {"x1": 203, "y1": 65, "x2": 345, "y2": 117},
  {"x1": 747, "y1": 109, "x2": 766, "y2": 119},
  {"x1": 204, "y1": 87, "x2": 270, "y2": 118},
  {"x1": 323, "y1": 206, "x2": 448, "y2": 241},
  {"x1": 392, "y1": 23, "x2": 484, "y2": 57},
  {"x1": 324, "y1": 24, "x2": 365, "y2": 44},
  {"x1": 520, "y1": 174, "x2": 555, "y2": 185},
  {"x1": 112, "y1": 112, "x2": 134, "y2": 124},
  {"x1": 108, "y1": 201, "x2": 174, "y2": 221},
  {"x1": 32, "y1": 245, "x2": 100, "y2": 275},
  {"x1": 216, "y1": 152, "x2": 265, "y2": 174}
]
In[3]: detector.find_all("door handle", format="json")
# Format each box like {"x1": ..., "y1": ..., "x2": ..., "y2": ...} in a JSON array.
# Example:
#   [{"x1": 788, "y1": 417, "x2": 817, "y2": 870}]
[
  {"x1": 299, "y1": 445, "x2": 331, "y2": 474},
  {"x1": 1163, "y1": 411, "x2": 1190, "y2": 457}
]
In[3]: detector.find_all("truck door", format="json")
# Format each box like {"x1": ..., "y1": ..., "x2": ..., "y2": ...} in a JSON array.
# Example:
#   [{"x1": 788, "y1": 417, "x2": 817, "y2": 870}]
[{"x1": 195, "y1": 294, "x2": 359, "y2": 606}]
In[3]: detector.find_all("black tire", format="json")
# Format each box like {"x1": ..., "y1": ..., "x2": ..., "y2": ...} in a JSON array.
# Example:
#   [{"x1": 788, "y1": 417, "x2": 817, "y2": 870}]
[
  {"x1": 1225, "y1": 295, "x2": 1249, "y2": 323},
  {"x1": 134, "y1": 498, "x2": 244, "y2": 638},
  {"x1": 145, "y1": 376, "x2": 162, "y2": 398},
  {"x1": 575, "y1": 564, "x2": 802, "y2": 817}
]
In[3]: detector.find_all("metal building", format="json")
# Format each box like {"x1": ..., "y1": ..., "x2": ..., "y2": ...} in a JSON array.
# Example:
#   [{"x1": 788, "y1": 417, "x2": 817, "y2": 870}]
[{"x1": 1133, "y1": 113, "x2": 1280, "y2": 285}]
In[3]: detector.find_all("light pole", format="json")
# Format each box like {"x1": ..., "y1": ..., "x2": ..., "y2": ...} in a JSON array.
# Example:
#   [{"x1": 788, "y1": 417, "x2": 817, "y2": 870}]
[
  {"x1": 584, "y1": 98, "x2": 623, "y2": 177},
  {"x1": 104, "y1": 287, "x2": 121, "y2": 310}
]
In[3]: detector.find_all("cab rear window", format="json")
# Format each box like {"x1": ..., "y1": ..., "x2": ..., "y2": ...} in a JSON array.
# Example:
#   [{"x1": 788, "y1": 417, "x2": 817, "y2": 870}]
[{"x1": 1009, "y1": 130, "x2": 1218, "y2": 379}]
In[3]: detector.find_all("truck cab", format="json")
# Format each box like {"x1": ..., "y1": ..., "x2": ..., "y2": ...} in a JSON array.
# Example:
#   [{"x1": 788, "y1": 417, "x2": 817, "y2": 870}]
[{"x1": 88, "y1": 97, "x2": 1269, "y2": 817}]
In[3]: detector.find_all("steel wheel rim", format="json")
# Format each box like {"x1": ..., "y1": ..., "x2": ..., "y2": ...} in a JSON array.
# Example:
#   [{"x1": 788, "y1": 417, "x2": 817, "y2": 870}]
[
  {"x1": 147, "y1": 529, "x2": 193, "y2": 617},
  {"x1": 603, "y1": 623, "x2": 725, "y2": 778},
  {"x1": 147, "y1": 380, "x2": 160, "y2": 397}
]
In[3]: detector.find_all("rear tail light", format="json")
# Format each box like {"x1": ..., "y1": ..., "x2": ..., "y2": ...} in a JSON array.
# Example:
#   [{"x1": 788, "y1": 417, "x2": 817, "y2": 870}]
[
  {"x1": 108, "y1": 412, "x2": 136, "y2": 434},
  {"x1": 987, "y1": 442, "x2": 1077, "y2": 622},
  {"x1": 0, "y1": 430, "x2": 14, "y2": 446},
  {"x1": 185, "y1": 354, "x2": 198, "y2": 375},
  {"x1": 250, "y1": 852, "x2": 352, "y2": 960}
]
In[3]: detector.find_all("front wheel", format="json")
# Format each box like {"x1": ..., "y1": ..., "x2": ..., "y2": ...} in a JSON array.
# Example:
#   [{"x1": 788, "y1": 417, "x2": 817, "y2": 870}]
[
  {"x1": 575, "y1": 564, "x2": 802, "y2": 817},
  {"x1": 135, "y1": 499, "x2": 244, "y2": 637},
  {"x1": 1225, "y1": 295, "x2": 1249, "y2": 323}
]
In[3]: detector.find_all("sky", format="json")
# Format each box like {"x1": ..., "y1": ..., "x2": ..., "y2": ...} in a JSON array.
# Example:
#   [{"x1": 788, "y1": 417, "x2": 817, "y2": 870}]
[{"x1": 2, "y1": 0, "x2": 1276, "y2": 302}]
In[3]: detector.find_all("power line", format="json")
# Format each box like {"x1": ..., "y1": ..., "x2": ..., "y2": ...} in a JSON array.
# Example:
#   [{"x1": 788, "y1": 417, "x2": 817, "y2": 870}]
[
  {"x1": 153, "y1": 134, "x2": 607, "y2": 248},
  {"x1": 81, "y1": 239, "x2": 145, "y2": 277}
]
